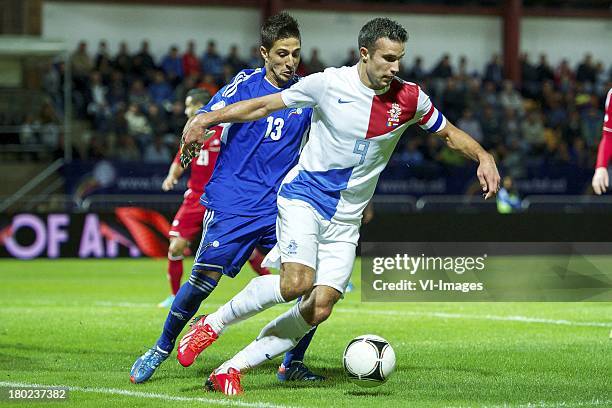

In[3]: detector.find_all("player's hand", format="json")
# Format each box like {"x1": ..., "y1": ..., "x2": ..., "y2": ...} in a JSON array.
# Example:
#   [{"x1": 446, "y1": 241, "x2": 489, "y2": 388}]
[
  {"x1": 477, "y1": 153, "x2": 501, "y2": 200},
  {"x1": 179, "y1": 135, "x2": 201, "y2": 168},
  {"x1": 592, "y1": 167, "x2": 609, "y2": 195},
  {"x1": 162, "y1": 175, "x2": 178, "y2": 191},
  {"x1": 182, "y1": 113, "x2": 215, "y2": 145}
]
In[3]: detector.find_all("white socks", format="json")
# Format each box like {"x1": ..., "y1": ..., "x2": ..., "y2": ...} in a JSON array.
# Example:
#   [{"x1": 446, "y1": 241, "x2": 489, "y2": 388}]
[
  {"x1": 206, "y1": 274, "x2": 285, "y2": 334},
  {"x1": 225, "y1": 303, "x2": 313, "y2": 371}
]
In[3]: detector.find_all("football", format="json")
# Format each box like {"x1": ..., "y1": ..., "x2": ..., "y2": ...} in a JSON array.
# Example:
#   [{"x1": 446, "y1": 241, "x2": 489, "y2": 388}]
[{"x1": 342, "y1": 334, "x2": 396, "y2": 387}]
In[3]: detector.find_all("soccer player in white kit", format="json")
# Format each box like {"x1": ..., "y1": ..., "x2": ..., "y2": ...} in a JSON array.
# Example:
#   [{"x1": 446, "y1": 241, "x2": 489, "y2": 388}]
[{"x1": 181, "y1": 17, "x2": 500, "y2": 395}]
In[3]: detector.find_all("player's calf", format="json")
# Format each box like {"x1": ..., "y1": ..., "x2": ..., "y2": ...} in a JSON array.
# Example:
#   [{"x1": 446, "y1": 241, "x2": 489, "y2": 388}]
[{"x1": 299, "y1": 285, "x2": 342, "y2": 326}]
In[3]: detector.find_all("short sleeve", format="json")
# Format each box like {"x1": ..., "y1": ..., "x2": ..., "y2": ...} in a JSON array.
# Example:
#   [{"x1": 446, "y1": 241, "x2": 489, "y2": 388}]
[
  {"x1": 281, "y1": 71, "x2": 327, "y2": 109},
  {"x1": 416, "y1": 87, "x2": 447, "y2": 133},
  {"x1": 196, "y1": 71, "x2": 256, "y2": 115}
]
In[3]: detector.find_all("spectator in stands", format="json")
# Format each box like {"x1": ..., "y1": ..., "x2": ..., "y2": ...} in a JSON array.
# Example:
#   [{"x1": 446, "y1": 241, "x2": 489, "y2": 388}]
[
  {"x1": 149, "y1": 70, "x2": 174, "y2": 107},
  {"x1": 480, "y1": 105, "x2": 502, "y2": 150},
  {"x1": 111, "y1": 103, "x2": 128, "y2": 135},
  {"x1": 175, "y1": 75, "x2": 198, "y2": 105},
  {"x1": 182, "y1": 40, "x2": 200, "y2": 78},
  {"x1": 499, "y1": 80, "x2": 524, "y2": 117},
  {"x1": 342, "y1": 49, "x2": 358, "y2": 66},
  {"x1": 143, "y1": 135, "x2": 171, "y2": 163},
  {"x1": 20, "y1": 114, "x2": 39, "y2": 145},
  {"x1": 576, "y1": 53, "x2": 596, "y2": 86},
  {"x1": 464, "y1": 77, "x2": 483, "y2": 113},
  {"x1": 501, "y1": 107, "x2": 522, "y2": 145},
  {"x1": 307, "y1": 48, "x2": 326, "y2": 73},
  {"x1": 225, "y1": 45, "x2": 247, "y2": 73},
  {"x1": 520, "y1": 52, "x2": 539, "y2": 99},
  {"x1": 42, "y1": 62, "x2": 61, "y2": 111},
  {"x1": 521, "y1": 110, "x2": 545, "y2": 154},
  {"x1": 483, "y1": 54, "x2": 503, "y2": 85},
  {"x1": 86, "y1": 71, "x2": 111, "y2": 132},
  {"x1": 107, "y1": 70, "x2": 127, "y2": 108},
  {"x1": 581, "y1": 105, "x2": 604, "y2": 147},
  {"x1": 114, "y1": 134, "x2": 141, "y2": 161},
  {"x1": 125, "y1": 103, "x2": 152, "y2": 151},
  {"x1": 168, "y1": 101, "x2": 187, "y2": 135},
  {"x1": 114, "y1": 41, "x2": 132, "y2": 75},
  {"x1": 133, "y1": 40, "x2": 156, "y2": 79},
  {"x1": 502, "y1": 140, "x2": 526, "y2": 179},
  {"x1": 431, "y1": 54, "x2": 453, "y2": 79},
  {"x1": 536, "y1": 53, "x2": 555, "y2": 83},
  {"x1": 71, "y1": 41, "x2": 93, "y2": 83},
  {"x1": 406, "y1": 56, "x2": 425, "y2": 82},
  {"x1": 201, "y1": 40, "x2": 224, "y2": 82},
  {"x1": 39, "y1": 102, "x2": 61, "y2": 152},
  {"x1": 128, "y1": 79, "x2": 151, "y2": 109},
  {"x1": 441, "y1": 77, "x2": 465, "y2": 123},
  {"x1": 160, "y1": 46, "x2": 184, "y2": 85},
  {"x1": 94, "y1": 40, "x2": 113, "y2": 77},
  {"x1": 197, "y1": 73, "x2": 219, "y2": 97},
  {"x1": 457, "y1": 109, "x2": 483, "y2": 143},
  {"x1": 247, "y1": 46, "x2": 262, "y2": 69},
  {"x1": 147, "y1": 103, "x2": 169, "y2": 136}
]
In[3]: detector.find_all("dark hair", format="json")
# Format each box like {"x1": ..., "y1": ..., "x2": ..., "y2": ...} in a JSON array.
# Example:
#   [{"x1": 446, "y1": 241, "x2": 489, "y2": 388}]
[
  {"x1": 261, "y1": 12, "x2": 301, "y2": 50},
  {"x1": 358, "y1": 18, "x2": 408, "y2": 51},
  {"x1": 186, "y1": 88, "x2": 211, "y2": 106}
]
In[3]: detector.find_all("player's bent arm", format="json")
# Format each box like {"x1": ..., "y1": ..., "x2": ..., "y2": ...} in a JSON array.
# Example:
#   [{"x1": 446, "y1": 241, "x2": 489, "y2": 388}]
[
  {"x1": 162, "y1": 162, "x2": 185, "y2": 191},
  {"x1": 183, "y1": 94, "x2": 287, "y2": 144},
  {"x1": 434, "y1": 121, "x2": 500, "y2": 199}
]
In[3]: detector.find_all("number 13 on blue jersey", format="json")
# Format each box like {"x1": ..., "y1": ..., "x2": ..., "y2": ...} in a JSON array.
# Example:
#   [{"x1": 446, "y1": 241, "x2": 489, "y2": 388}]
[
  {"x1": 353, "y1": 139, "x2": 370, "y2": 165},
  {"x1": 264, "y1": 116, "x2": 284, "y2": 141}
]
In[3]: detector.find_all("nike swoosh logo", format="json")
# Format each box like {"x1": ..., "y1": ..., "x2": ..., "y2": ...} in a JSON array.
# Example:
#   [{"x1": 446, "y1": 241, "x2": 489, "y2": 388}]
[
  {"x1": 265, "y1": 354, "x2": 273, "y2": 360},
  {"x1": 337, "y1": 98, "x2": 355, "y2": 104}
]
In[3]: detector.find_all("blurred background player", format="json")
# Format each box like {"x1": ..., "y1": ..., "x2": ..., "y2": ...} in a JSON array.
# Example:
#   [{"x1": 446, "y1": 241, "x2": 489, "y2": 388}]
[
  {"x1": 496, "y1": 176, "x2": 521, "y2": 213},
  {"x1": 592, "y1": 87, "x2": 612, "y2": 195},
  {"x1": 130, "y1": 12, "x2": 321, "y2": 385},
  {"x1": 160, "y1": 90, "x2": 269, "y2": 308}
]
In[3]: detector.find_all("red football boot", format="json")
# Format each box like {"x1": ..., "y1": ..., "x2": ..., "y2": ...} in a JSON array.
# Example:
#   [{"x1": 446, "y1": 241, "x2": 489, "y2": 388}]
[
  {"x1": 205, "y1": 367, "x2": 243, "y2": 396},
  {"x1": 177, "y1": 315, "x2": 219, "y2": 367}
]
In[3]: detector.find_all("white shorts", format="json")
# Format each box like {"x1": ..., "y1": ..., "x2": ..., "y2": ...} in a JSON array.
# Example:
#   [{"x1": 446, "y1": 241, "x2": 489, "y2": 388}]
[{"x1": 262, "y1": 196, "x2": 359, "y2": 293}]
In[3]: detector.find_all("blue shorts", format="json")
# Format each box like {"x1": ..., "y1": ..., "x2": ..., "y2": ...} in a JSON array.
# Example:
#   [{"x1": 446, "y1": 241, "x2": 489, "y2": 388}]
[{"x1": 192, "y1": 208, "x2": 277, "y2": 278}]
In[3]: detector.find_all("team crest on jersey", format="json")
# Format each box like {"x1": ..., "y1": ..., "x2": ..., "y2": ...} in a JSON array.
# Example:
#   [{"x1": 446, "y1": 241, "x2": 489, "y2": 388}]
[
  {"x1": 386, "y1": 103, "x2": 402, "y2": 127},
  {"x1": 286, "y1": 239, "x2": 298, "y2": 255},
  {"x1": 288, "y1": 108, "x2": 303, "y2": 117}
]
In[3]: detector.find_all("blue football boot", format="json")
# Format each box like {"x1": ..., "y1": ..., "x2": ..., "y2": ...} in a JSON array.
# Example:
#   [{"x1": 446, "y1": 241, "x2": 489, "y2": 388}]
[
  {"x1": 130, "y1": 346, "x2": 169, "y2": 383},
  {"x1": 277, "y1": 361, "x2": 325, "y2": 382}
]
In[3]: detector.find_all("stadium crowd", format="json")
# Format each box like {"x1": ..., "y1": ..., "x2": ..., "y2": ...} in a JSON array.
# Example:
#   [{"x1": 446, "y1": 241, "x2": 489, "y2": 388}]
[{"x1": 11, "y1": 40, "x2": 612, "y2": 175}]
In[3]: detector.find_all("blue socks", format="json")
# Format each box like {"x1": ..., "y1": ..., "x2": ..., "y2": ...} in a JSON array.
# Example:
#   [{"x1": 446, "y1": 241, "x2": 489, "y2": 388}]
[
  {"x1": 282, "y1": 325, "x2": 317, "y2": 367},
  {"x1": 156, "y1": 272, "x2": 218, "y2": 352}
]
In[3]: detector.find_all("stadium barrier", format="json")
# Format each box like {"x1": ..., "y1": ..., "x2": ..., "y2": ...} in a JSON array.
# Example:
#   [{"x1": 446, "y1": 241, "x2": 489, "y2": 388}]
[{"x1": 2, "y1": 211, "x2": 611, "y2": 259}]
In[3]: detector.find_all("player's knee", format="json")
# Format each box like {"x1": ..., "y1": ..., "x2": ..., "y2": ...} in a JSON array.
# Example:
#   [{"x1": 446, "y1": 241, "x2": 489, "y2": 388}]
[{"x1": 280, "y1": 264, "x2": 314, "y2": 301}]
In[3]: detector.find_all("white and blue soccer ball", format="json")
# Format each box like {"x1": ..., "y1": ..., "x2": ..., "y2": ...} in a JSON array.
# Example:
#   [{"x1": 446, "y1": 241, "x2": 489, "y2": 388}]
[{"x1": 342, "y1": 334, "x2": 396, "y2": 387}]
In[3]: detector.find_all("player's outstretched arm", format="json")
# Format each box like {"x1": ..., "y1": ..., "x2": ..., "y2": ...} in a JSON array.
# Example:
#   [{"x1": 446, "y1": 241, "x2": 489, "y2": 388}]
[
  {"x1": 434, "y1": 121, "x2": 500, "y2": 199},
  {"x1": 183, "y1": 93, "x2": 287, "y2": 144},
  {"x1": 162, "y1": 162, "x2": 184, "y2": 191}
]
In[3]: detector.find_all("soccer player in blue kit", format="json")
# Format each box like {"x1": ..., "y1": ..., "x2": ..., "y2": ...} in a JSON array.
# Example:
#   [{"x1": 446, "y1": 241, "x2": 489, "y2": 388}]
[{"x1": 130, "y1": 12, "x2": 321, "y2": 384}]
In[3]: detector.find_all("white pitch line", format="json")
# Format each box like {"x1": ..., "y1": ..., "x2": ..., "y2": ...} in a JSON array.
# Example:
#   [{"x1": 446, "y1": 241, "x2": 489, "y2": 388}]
[
  {"x1": 334, "y1": 308, "x2": 612, "y2": 328},
  {"x1": 476, "y1": 398, "x2": 612, "y2": 408},
  {"x1": 0, "y1": 381, "x2": 293, "y2": 408}
]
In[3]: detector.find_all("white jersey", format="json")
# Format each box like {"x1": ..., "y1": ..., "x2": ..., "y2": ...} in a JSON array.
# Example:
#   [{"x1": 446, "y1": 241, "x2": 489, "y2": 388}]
[{"x1": 279, "y1": 64, "x2": 446, "y2": 224}]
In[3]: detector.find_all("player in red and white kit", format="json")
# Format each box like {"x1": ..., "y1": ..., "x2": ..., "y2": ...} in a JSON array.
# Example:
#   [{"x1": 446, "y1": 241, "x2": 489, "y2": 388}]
[
  {"x1": 159, "y1": 89, "x2": 269, "y2": 308},
  {"x1": 592, "y1": 88, "x2": 612, "y2": 195}
]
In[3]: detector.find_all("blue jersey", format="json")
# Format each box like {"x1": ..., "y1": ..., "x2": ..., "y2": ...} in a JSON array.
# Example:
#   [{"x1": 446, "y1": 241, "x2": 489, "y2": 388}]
[{"x1": 197, "y1": 68, "x2": 312, "y2": 216}]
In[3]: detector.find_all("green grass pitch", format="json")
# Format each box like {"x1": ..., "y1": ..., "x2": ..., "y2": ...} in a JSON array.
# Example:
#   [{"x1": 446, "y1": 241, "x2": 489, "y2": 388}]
[{"x1": 0, "y1": 259, "x2": 610, "y2": 407}]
